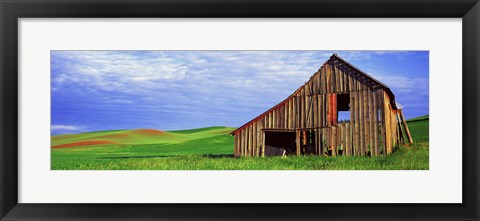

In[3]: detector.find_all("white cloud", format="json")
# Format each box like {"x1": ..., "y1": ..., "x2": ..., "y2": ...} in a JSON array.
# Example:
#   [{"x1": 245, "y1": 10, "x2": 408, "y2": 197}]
[
  {"x1": 51, "y1": 124, "x2": 83, "y2": 132},
  {"x1": 51, "y1": 51, "x2": 189, "y2": 93},
  {"x1": 51, "y1": 51, "x2": 327, "y2": 112},
  {"x1": 105, "y1": 99, "x2": 134, "y2": 104},
  {"x1": 371, "y1": 73, "x2": 428, "y2": 95}
]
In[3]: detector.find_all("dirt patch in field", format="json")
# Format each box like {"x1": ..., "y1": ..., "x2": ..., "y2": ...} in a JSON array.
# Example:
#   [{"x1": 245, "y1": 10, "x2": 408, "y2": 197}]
[
  {"x1": 132, "y1": 129, "x2": 167, "y2": 136},
  {"x1": 52, "y1": 140, "x2": 118, "y2": 148},
  {"x1": 96, "y1": 133, "x2": 129, "y2": 139}
]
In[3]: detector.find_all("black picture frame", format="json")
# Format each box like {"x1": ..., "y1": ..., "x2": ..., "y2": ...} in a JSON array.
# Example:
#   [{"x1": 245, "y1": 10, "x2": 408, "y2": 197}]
[{"x1": 1, "y1": 0, "x2": 479, "y2": 220}]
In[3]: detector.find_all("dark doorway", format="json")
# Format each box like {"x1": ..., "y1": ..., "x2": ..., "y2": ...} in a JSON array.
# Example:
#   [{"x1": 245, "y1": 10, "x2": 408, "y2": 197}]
[
  {"x1": 264, "y1": 131, "x2": 296, "y2": 155},
  {"x1": 300, "y1": 130, "x2": 317, "y2": 155}
]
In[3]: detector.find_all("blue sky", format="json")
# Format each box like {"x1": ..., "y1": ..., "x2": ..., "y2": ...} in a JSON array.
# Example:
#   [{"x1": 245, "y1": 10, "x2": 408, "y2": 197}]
[{"x1": 51, "y1": 51, "x2": 429, "y2": 135}]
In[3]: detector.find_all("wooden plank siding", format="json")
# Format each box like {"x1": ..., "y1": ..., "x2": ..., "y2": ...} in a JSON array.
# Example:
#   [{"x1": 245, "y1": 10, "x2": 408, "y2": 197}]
[{"x1": 231, "y1": 54, "x2": 409, "y2": 157}]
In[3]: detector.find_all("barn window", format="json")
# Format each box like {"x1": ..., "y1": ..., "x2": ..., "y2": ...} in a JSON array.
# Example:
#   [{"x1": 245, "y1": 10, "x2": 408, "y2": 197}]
[{"x1": 337, "y1": 93, "x2": 350, "y2": 122}]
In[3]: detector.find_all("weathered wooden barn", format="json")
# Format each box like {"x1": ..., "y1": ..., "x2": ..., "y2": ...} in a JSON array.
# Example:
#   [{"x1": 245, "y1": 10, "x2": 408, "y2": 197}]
[{"x1": 230, "y1": 54, "x2": 413, "y2": 157}]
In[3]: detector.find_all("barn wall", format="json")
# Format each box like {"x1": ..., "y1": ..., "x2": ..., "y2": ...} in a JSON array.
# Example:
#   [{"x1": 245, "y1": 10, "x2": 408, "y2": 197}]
[
  {"x1": 382, "y1": 90, "x2": 407, "y2": 155},
  {"x1": 234, "y1": 59, "x2": 410, "y2": 157}
]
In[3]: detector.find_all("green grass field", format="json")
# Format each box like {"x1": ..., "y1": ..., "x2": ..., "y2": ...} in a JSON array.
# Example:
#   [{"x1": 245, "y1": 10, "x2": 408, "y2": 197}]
[{"x1": 51, "y1": 117, "x2": 429, "y2": 170}]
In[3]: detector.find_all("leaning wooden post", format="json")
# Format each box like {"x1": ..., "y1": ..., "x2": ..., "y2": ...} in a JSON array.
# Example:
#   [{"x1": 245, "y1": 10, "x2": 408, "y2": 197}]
[{"x1": 399, "y1": 109, "x2": 413, "y2": 143}]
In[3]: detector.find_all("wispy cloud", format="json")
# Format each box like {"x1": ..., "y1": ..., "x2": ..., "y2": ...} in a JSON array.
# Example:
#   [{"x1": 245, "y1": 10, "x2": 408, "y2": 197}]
[
  {"x1": 371, "y1": 73, "x2": 428, "y2": 94},
  {"x1": 51, "y1": 124, "x2": 84, "y2": 132},
  {"x1": 51, "y1": 50, "x2": 429, "y2": 132}
]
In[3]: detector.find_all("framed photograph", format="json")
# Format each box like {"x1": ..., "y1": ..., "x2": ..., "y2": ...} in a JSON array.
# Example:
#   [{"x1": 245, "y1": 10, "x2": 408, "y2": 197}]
[{"x1": 1, "y1": 0, "x2": 478, "y2": 220}]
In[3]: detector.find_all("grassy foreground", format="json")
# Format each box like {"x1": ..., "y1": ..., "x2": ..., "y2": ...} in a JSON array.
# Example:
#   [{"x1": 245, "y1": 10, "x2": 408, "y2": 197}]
[{"x1": 51, "y1": 117, "x2": 429, "y2": 170}]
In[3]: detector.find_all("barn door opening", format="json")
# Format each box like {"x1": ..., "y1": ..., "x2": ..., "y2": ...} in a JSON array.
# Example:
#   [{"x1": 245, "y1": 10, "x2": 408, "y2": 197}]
[
  {"x1": 300, "y1": 130, "x2": 317, "y2": 155},
  {"x1": 264, "y1": 131, "x2": 295, "y2": 156}
]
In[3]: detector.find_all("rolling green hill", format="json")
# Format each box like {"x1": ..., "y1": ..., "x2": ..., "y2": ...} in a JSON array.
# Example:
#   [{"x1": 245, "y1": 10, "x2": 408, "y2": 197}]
[
  {"x1": 51, "y1": 126, "x2": 235, "y2": 148},
  {"x1": 51, "y1": 116, "x2": 428, "y2": 170}
]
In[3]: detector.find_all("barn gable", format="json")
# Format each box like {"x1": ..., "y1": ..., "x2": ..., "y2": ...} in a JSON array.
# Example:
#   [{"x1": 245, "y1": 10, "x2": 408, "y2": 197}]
[{"x1": 231, "y1": 54, "x2": 396, "y2": 136}]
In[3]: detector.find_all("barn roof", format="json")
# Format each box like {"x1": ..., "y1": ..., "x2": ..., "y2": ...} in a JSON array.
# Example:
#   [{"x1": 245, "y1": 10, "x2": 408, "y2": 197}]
[{"x1": 230, "y1": 53, "x2": 398, "y2": 135}]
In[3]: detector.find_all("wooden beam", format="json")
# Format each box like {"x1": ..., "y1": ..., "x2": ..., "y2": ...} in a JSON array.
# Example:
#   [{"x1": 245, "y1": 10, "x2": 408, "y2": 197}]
[
  {"x1": 367, "y1": 90, "x2": 374, "y2": 156},
  {"x1": 261, "y1": 122, "x2": 266, "y2": 157},
  {"x1": 399, "y1": 109, "x2": 413, "y2": 143},
  {"x1": 363, "y1": 90, "x2": 370, "y2": 155},
  {"x1": 340, "y1": 124, "x2": 344, "y2": 155},
  {"x1": 303, "y1": 130, "x2": 307, "y2": 146},
  {"x1": 345, "y1": 123, "x2": 350, "y2": 156},
  {"x1": 300, "y1": 90, "x2": 305, "y2": 128},
  {"x1": 320, "y1": 94, "x2": 324, "y2": 127},
  {"x1": 293, "y1": 97, "x2": 297, "y2": 129},
  {"x1": 245, "y1": 125, "x2": 250, "y2": 157},
  {"x1": 353, "y1": 91, "x2": 359, "y2": 155},
  {"x1": 252, "y1": 122, "x2": 257, "y2": 157},
  {"x1": 327, "y1": 94, "x2": 331, "y2": 127},
  {"x1": 296, "y1": 130, "x2": 301, "y2": 156},
  {"x1": 250, "y1": 125, "x2": 254, "y2": 157},
  {"x1": 372, "y1": 91, "x2": 379, "y2": 156},
  {"x1": 331, "y1": 126, "x2": 337, "y2": 157},
  {"x1": 358, "y1": 90, "x2": 365, "y2": 155},
  {"x1": 242, "y1": 129, "x2": 246, "y2": 157},
  {"x1": 332, "y1": 93, "x2": 338, "y2": 125},
  {"x1": 320, "y1": 128, "x2": 324, "y2": 155},
  {"x1": 384, "y1": 92, "x2": 392, "y2": 155},
  {"x1": 234, "y1": 134, "x2": 238, "y2": 158},
  {"x1": 378, "y1": 90, "x2": 386, "y2": 156}
]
